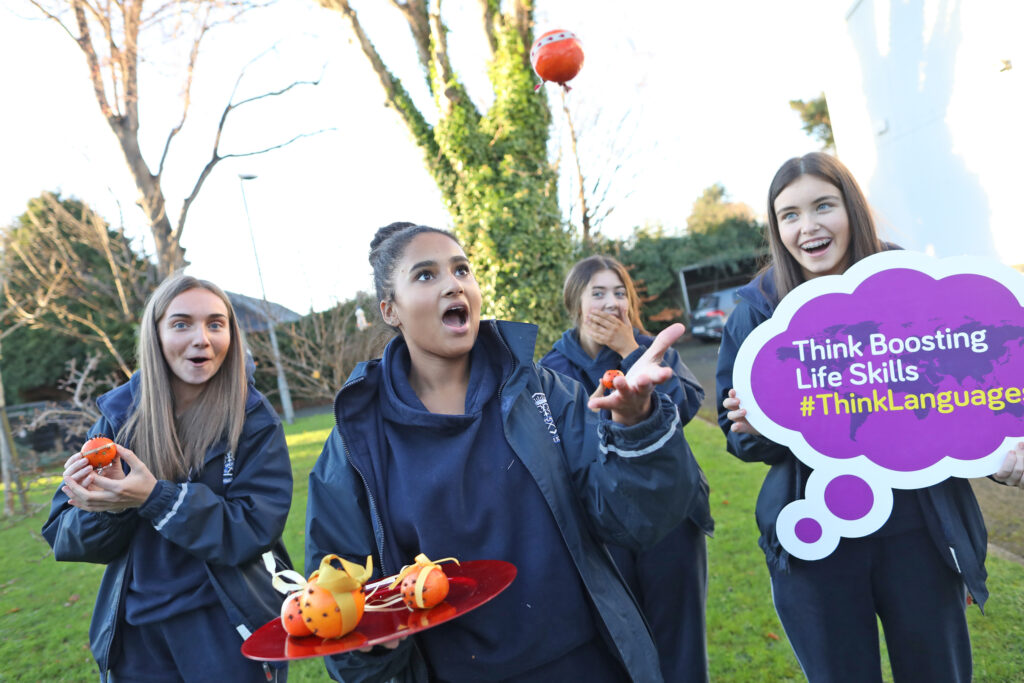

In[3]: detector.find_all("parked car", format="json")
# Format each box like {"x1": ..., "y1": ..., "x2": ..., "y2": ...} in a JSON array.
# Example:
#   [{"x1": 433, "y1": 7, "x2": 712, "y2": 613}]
[{"x1": 690, "y1": 286, "x2": 744, "y2": 342}]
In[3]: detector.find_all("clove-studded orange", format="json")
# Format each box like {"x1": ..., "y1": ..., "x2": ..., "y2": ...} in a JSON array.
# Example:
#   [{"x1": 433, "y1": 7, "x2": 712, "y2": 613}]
[
  {"x1": 601, "y1": 369, "x2": 624, "y2": 390},
  {"x1": 280, "y1": 590, "x2": 312, "y2": 637},
  {"x1": 81, "y1": 436, "x2": 116, "y2": 469}
]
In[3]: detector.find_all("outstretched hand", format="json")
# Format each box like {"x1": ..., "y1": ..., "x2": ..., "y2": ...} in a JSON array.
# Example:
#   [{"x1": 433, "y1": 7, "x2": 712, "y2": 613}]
[
  {"x1": 588, "y1": 323, "x2": 685, "y2": 425},
  {"x1": 61, "y1": 445, "x2": 158, "y2": 513},
  {"x1": 993, "y1": 441, "x2": 1024, "y2": 489},
  {"x1": 723, "y1": 388, "x2": 762, "y2": 437}
]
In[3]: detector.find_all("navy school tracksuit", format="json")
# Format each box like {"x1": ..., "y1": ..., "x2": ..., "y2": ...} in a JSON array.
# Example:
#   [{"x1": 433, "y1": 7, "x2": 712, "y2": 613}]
[
  {"x1": 541, "y1": 327, "x2": 714, "y2": 683},
  {"x1": 42, "y1": 371, "x2": 293, "y2": 683},
  {"x1": 716, "y1": 269, "x2": 987, "y2": 683},
  {"x1": 306, "y1": 320, "x2": 702, "y2": 682}
]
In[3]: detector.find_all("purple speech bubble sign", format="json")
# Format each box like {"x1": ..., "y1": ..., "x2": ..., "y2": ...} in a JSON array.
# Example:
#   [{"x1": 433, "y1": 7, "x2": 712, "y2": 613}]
[{"x1": 733, "y1": 252, "x2": 1024, "y2": 560}]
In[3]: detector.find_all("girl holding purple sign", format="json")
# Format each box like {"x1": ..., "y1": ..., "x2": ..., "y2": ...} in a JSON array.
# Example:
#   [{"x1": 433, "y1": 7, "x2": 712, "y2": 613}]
[{"x1": 715, "y1": 152, "x2": 1012, "y2": 682}]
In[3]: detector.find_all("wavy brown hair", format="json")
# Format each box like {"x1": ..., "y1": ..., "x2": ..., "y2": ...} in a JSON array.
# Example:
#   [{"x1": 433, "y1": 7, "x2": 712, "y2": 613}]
[
  {"x1": 562, "y1": 255, "x2": 648, "y2": 334},
  {"x1": 763, "y1": 152, "x2": 884, "y2": 303},
  {"x1": 118, "y1": 274, "x2": 247, "y2": 481}
]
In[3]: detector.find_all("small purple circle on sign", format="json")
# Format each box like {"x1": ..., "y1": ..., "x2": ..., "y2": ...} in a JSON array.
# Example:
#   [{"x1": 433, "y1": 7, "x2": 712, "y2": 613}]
[
  {"x1": 795, "y1": 517, "x2": 823, "y2": 543},
  {"x1": 824, "y1": 475, "x2": 874, "y2": 521}
]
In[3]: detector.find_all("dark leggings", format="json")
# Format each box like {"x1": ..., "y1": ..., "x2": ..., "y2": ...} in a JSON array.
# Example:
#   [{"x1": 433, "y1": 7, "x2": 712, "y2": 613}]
[
  {"x1": 609, "y1": 518, "x2": 709, "y2": 682},
  {"x1": 768, "y1": 528, "x2": 971, "y2": 683},
  {"x1": 110, "y1": 603, "x2": 285, "y2": 682}
]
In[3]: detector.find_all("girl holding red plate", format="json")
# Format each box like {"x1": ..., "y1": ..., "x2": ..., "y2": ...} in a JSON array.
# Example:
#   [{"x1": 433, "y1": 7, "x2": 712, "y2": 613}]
[{"x1": 306, "y1": 222, "x2": 700, "y2": 681}]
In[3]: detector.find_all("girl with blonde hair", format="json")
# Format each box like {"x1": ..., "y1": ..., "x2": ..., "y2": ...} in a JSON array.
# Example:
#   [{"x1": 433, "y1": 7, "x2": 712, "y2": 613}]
[{"x1": 43, "y1": 274, "x2": 293, "y2": 682}]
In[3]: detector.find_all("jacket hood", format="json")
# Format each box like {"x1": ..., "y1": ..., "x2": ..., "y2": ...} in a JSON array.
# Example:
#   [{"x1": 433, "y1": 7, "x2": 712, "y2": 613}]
[
  {"x1": 550, "y1": 328, "x2": 591, "y2": 369},
  {"x1": 736, "y1": 269, "x2": 779, "y2": 320},
  {"x1": 335, "y1": 319, "x2": 539, "y2": 424}
]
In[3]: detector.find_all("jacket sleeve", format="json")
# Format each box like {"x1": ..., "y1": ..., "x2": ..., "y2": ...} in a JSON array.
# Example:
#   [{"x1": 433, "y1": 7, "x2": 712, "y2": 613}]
[
  {"x1": 306, "y1": 428, "x2": 423, "y2": 683},
  {"x1": 41, "y1": 416, "x2": 141, "y2": 565},
  {"x1": 716, "y1": 301, "x2": 791, "y2": 465},
  {"x1": 539, "y1": 365, "x2": 699, "y2": 551},
  {"x1": 135, "y1": 405, "x2": 292, "y2": 567},
  {"x1": 621, "y1": 342, "x2": 704, "y2": 425}
]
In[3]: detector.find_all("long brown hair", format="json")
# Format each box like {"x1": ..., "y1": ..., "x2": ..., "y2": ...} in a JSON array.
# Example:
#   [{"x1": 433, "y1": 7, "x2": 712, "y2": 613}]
[
  {"x1": 763, "y1": 153, "x2": 883, "y2": 302},
  {"x1": 562, "y1": 255, "x2": 648, "y2": 334},
  {"x1": 118, "y1": 274, "x2": 247, "y2": 481}
]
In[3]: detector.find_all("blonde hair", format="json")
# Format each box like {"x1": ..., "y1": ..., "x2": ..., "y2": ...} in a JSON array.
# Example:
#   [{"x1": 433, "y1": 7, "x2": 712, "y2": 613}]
[
  {"x1": 118, "y1": 274, "x2": 247, "y2": 481},
  {"x1": 562, "y1": 255, "x2": 648, "y2": 335}
]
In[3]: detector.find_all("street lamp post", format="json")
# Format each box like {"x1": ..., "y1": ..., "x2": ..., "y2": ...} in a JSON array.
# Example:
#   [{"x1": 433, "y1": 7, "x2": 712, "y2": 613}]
[{"x1": 239, "y1": 174, "x2": 295, "y2": 424}]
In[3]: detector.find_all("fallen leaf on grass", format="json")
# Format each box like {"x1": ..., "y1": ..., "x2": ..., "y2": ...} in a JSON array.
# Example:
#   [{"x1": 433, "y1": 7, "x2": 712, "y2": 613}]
[
  {"x1": 6, "y1": 607, "x2": 20, "y2": 614},
  {"x1": 765, "y1": 632, "x2": 780, "y2": 640},
  {"x1": 64, "y1": 593, "x2": 81, "y2": 607}
]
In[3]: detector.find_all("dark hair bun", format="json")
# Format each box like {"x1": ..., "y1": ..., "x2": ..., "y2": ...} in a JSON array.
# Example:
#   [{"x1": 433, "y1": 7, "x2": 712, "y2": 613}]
[{"x1": 370, "y1": 222, "x2": 418, "y2": 254}]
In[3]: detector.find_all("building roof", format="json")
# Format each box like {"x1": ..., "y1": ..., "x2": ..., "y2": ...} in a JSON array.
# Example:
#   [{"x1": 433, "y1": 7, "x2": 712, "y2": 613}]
[{"x1": 226, "y1": 291, "x2": 302, "y2": 333}]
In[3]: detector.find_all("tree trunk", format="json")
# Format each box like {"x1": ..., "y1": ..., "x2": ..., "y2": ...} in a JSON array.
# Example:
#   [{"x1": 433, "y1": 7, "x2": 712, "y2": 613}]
[
  {"x1": 112, "y1": 121, "x2": 187, "y2": 278},
  {"x1": 0, "y1": 339, "x2": 28, "y2": 516}
]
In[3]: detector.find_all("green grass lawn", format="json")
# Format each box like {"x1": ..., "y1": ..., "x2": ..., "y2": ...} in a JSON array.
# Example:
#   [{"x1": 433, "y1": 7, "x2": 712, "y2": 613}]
[{"x1": 2, "y1": 413, "x2": 1022, "y2": 681}]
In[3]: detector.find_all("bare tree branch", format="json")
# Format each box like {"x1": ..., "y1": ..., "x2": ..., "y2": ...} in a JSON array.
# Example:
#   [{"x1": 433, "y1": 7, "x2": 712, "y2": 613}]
[
  {"x1": 478, "y1": 0, "x2": 497, "y2": 58},
  {"x1": 427, "y1": 1, "x2": 460, "y2": 113},
  {"x1": 175, "y1": 65, "x2": 328, "y2": 242},
  {"x1": 69, "y1": 0, "x2": 116, "y2": 120},
  {"x1": 389, "y1": 0, "x2": 431, "y2": 75},
  {"x1": 29, "y1": 0, "x2": 312, "y2": 279},
  {"x1": 158, "y1": 7, "x2": 210, "y2": 176},
  {"x1": 318, "y1": 0, "x2": 399, "y2": 102}
]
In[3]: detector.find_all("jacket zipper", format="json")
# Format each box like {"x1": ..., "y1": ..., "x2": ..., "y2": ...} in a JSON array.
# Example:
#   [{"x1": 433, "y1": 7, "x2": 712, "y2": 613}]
[
  {"x1": 335, "y1": 377, "x2": 386, "y2": 575},
  {"x1": 492, "y1": 329, "x2": 518, "y2": 405},
  {"x1": 102, "y1": 548, "x2": 130, "y2": 677}
]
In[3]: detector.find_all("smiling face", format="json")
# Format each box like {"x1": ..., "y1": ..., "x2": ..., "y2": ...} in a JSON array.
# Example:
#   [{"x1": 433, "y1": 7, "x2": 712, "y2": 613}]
[
  {"x1": 773, "y1": 174, "x2": 852, "y2": 280},
  {"x1": 380, "y1": 232, "x2": 482, "y2": 364},
  {"x1": 581, "y1": 269, "x2": 630, "y2": 325},
  {"x1": 158, "y1": 287, "x2": 231, "y2": 409}
]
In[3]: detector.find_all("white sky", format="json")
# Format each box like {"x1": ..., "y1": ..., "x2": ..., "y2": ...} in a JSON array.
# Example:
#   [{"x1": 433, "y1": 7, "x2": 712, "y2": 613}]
[{"x1": 0, "y1": 0, "x2": 845, "y2": 314}]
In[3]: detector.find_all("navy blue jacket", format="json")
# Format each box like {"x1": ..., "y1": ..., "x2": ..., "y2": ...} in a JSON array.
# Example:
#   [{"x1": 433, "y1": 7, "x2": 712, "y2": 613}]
[
  {"x1": 715, "y1": 270, "x2": 989, "y2": 606},
  {"x1": 541, "y1": 327, "x2": 713, "y2": 535},
  {"x1": 306, "y1": 320, "x2": 700, "y2": 683},
  {"x1": 41, "y1": 372, "x2": 293, "y2": 678}
]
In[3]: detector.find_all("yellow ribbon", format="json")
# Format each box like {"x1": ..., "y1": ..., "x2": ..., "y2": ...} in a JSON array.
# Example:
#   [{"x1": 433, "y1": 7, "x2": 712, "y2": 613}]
[
  {"x1": 315, "y1": 554, "x2": 373, "y2": 634},
  {"x1": 316, "y1": 554, "x2": 374, "y2": 594}
]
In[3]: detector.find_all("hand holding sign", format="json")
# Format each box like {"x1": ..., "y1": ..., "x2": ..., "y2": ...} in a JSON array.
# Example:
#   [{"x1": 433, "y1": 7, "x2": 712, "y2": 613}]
[
  {"x1": 723, "y1": 389, "x2": 761, "y2": 437},
  {"x1": 994, "y1": 442, "x2": 1024, "y2": 488},
  {"x1": 733, "y1": 251, "x2": 1024, "y2": 559}
]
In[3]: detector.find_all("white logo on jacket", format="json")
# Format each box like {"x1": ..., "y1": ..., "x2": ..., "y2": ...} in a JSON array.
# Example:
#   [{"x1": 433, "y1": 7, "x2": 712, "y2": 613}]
[
  {"x1": 222, "y1": 451, "x2": 235, "y2": 486},
  {"x1": 532, "y1": 392, "x2": 561, "y2": 443}
]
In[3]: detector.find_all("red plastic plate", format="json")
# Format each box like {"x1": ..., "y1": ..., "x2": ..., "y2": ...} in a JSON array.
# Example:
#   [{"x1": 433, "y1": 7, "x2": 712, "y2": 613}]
[{"x1": 241, "y1": 559, "x2": 517, "y2": 661}]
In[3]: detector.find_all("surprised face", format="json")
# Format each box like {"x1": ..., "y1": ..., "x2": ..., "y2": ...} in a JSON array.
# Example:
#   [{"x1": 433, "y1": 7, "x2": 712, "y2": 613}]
[
  {"x1": 380, "y1": 232, "x2": 483, "y2": 364},
  {"x1": 158, "y1": 287, "x2": 231, "y2": 409},
  {"x1": 581, "y1": 269, "x2": 630, "y2": 325}
]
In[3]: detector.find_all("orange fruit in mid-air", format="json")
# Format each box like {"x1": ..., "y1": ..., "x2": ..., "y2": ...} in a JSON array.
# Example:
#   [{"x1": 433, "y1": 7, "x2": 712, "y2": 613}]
[
  {"x1": 601, "y1": 369, "x2": 624, "y2": 390},
  {"x1": 81, "y1": 436, "x2": 116, "y2": 469}
]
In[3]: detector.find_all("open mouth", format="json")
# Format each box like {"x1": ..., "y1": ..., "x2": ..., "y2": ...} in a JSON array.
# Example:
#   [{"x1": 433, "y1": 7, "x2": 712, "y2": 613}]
[
  {"x1": 187, "y1": 357, "x2": 210, "y2": 366},
  {"x1": 801, "y1": 237, "x2": 832, "y2": 255},
  {"x1": 442, "y1": 304, "x2": 469, "y2": 328}
]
